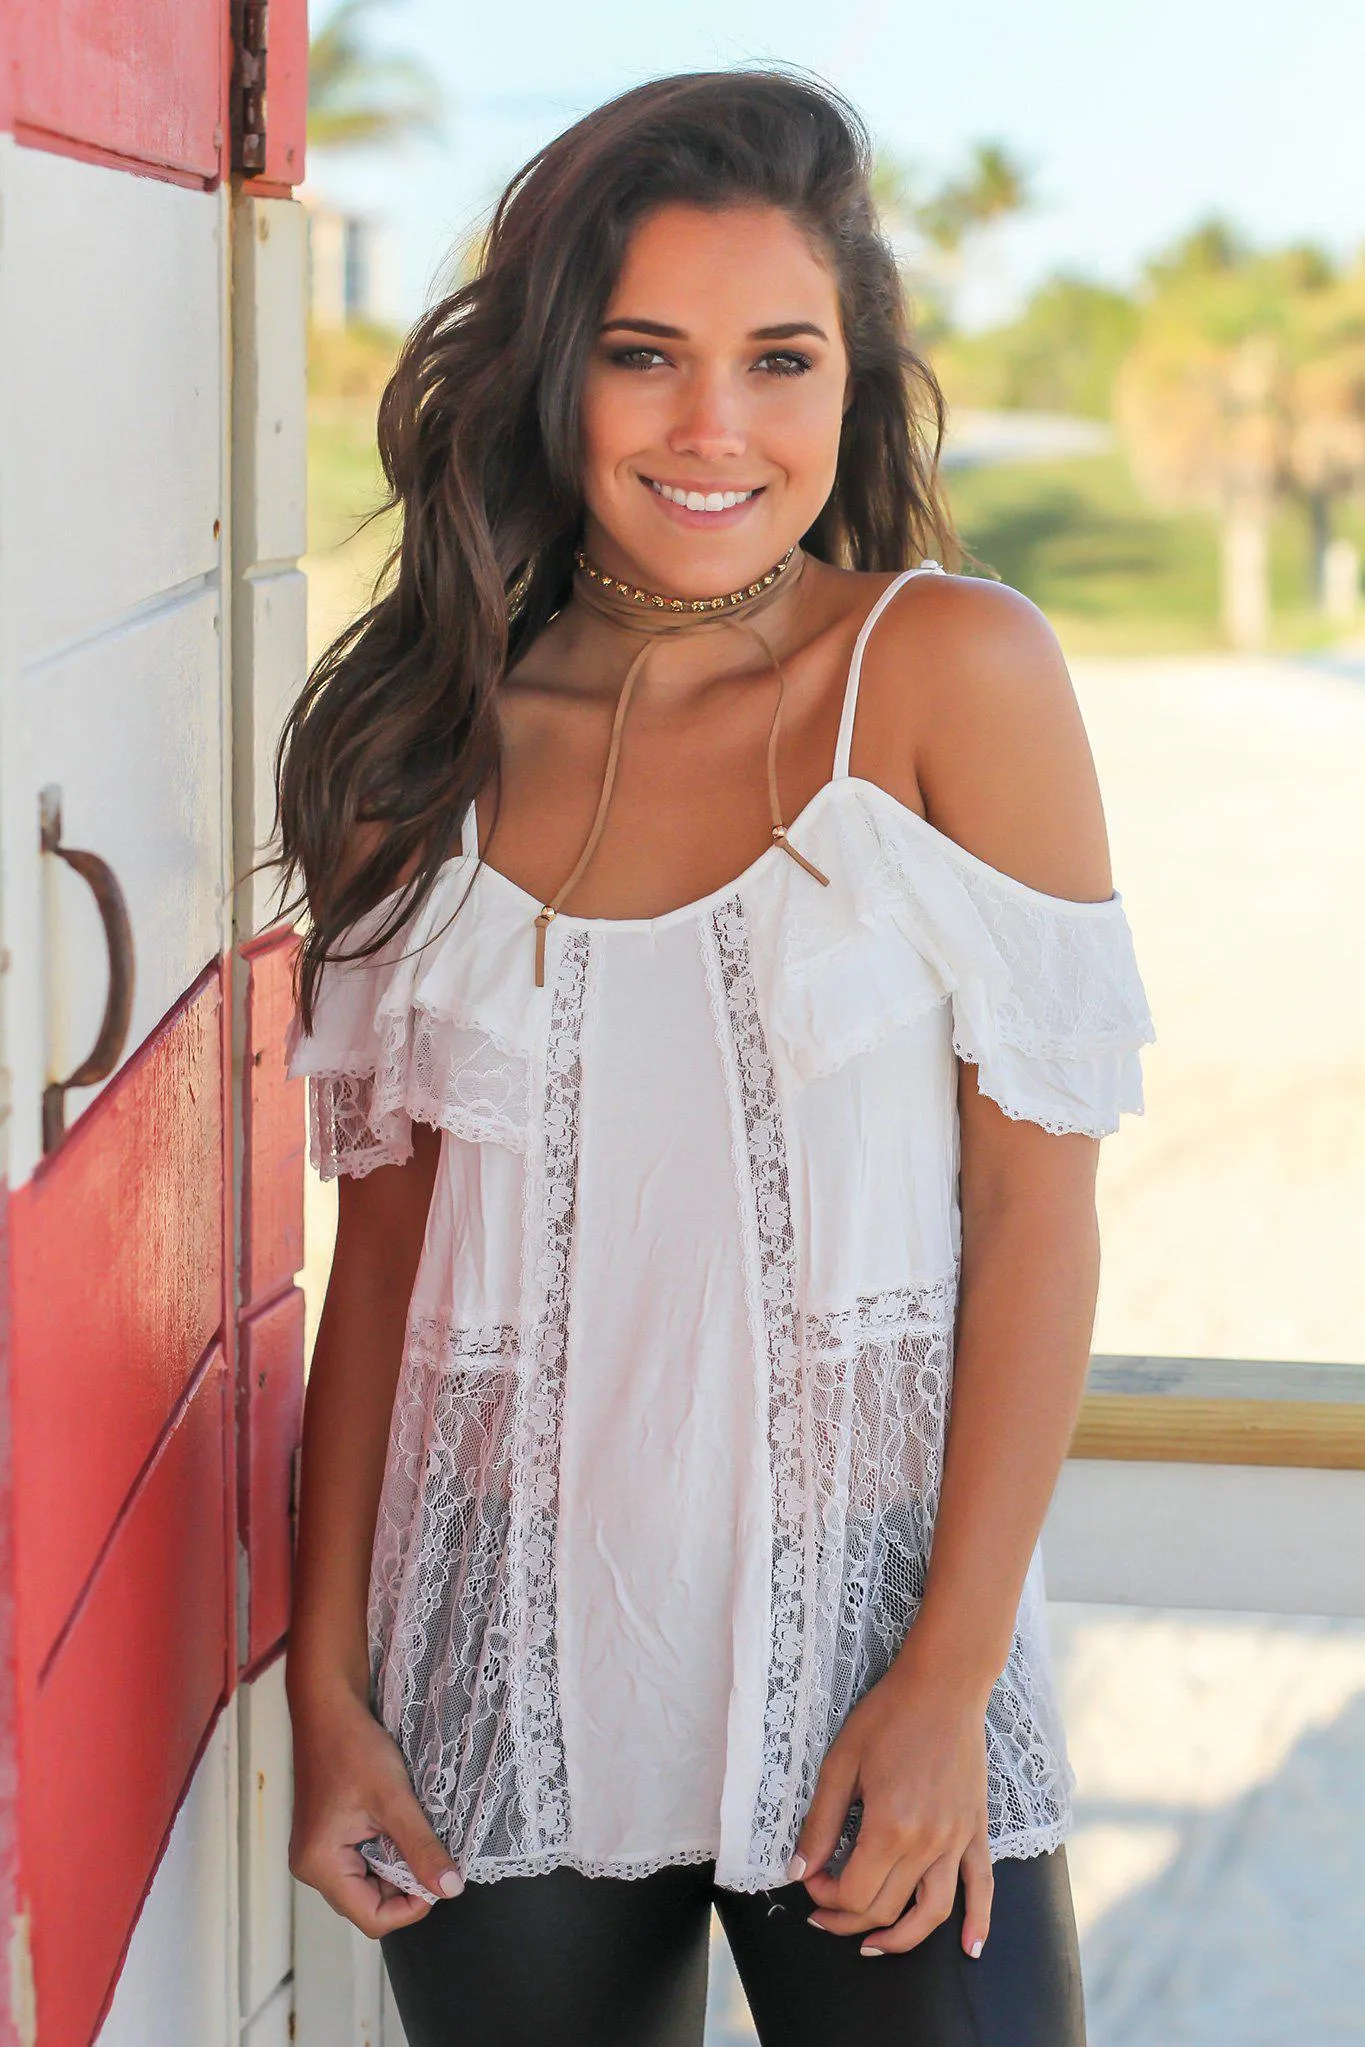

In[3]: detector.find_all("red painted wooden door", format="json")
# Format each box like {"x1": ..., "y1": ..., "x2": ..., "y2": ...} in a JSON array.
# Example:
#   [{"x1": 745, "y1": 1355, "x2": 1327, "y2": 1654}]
[{"x1": 0, "y1": 2, "x2": 309, "y2": 2041}]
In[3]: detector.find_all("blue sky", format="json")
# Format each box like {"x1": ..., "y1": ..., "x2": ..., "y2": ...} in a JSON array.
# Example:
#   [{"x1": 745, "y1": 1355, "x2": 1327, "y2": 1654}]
[{"x1": 310, "y1": 0, "x2": 1365, "y2": 329}]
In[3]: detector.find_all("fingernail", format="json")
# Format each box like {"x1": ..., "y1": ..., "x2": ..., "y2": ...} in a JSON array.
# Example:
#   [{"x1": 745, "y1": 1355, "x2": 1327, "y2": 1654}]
[
  {"x1": 439, "y1": 1871, "x2": 464, "y2": 1898},
  {"x1": 970, "y1": 1938, "x2": 984, "y2": 1959},
  {"x1": 807, "y1": 1918, "x2": 831, "y2": 1933},
  {"x1": 860, "y1": 1945, "x2": 885, "y2": 1957},
  {"x1": 786, "y1": 1853, "x2": 807, "y2": 1880}
]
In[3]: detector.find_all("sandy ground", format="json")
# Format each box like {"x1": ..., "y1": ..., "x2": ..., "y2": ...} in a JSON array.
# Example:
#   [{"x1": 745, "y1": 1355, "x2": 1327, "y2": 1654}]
[
  {"x1": 1080, "y1": 651, "x2": 1365, "y2": 1367},
  {"x1": 297, "y1": 576, "x2": 1365, "y2": 2040}
]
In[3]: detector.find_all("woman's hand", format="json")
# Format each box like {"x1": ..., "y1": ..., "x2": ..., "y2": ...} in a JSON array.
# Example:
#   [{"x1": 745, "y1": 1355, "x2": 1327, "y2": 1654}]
[
  {"x1": 789, "y1": 1647, "x2": 994, "y2": 1959},
  {"x1": 288, "y1": 1672, "x2": 465, "y2": 1939}
]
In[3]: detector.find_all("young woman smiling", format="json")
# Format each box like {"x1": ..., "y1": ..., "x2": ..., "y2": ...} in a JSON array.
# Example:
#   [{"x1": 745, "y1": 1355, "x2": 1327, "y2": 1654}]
[{"x1": 277, "y1": 70, "x2": 1153, "y2": 2047}]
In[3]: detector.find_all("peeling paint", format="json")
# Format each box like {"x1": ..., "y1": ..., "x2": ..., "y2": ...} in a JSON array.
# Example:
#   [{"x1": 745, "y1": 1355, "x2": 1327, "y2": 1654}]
[{"x1": 8, "y1": 1905, "x2": 36, "y2": 2047}]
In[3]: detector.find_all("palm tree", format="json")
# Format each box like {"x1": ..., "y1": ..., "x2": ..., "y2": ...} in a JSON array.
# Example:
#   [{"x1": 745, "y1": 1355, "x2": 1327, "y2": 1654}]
[
  {"x1": 1114, "y1": 226, "x2": 1365, "y2": 647},
  {"x1": 1282, "y1": 267, "x2": 1365, "y2": 606},
  {"x1": 874, "y1": 142, "x2": 1032, "y2": 343},
  {"x1": 915, "y1": 143, "x2": 1031, "y2": 256},
  {"x1": 308, "y1": 0, "x2": 443, "y2": 153}
]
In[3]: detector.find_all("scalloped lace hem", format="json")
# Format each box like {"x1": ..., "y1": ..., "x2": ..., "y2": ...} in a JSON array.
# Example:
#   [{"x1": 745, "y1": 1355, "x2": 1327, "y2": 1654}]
[
  {"x1": 986, "y1": 1815, "x2": 1073, "y2": 1863},
  {"x1": 360, "y1": 1812, "x2": 1073, "y2": 1899},
  {"x1": 360, "y1": 1841, "x2": 722, "y2": 1898},
  {"x1": 955, "y1": 1035, "x2": 1145, "y2": 1140}
]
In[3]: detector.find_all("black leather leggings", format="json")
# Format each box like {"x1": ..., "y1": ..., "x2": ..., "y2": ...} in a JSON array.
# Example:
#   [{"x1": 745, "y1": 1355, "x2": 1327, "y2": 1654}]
[{"x1": 381, "y1": 1847, "x2": 1086, "y2": 2046}]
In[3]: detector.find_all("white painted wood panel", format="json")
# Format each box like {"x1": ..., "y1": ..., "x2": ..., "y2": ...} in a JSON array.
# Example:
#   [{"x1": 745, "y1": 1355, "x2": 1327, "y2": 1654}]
[
  {"x1": 230, "y1": 183, "x2": 311, "y2": 2047},
  {"x1": 294, "y1": 1883, "x2": 396, "y2": 2047},
  {"x1": 241, "y1": 1980, "x2": 294, "y2": 2047},
  {"x1": 235, "y1": 566, "x2": 307, "y2": 940},
  {"x1": 231, "y1": 196, "x2": 308, "y2": 570},
  {"x1": 4, "y1": 582, "x2": 225, "y2": 1179},
  {"x1": 97, "y1": 1713, "x2": 235, "y2": 2047},
  {"x1": 0, "y1": 139, "x2": 223, "y2": 661},
  {"x1": 1044, "y1": 1460, "x2": 1365, "y2": 1616},
  {"x1": 230, "y1": 190, "x2": 307, "y2": 947},
  {"x1": 239, "y1": 1659, "x2": 294, "y2": 2022}
]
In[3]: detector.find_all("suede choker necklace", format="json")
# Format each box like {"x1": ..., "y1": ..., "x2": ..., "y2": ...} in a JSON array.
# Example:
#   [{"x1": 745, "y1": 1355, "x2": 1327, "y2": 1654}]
[{"x1": 526, "y1": 544, "x2": 830, "y2": 987}]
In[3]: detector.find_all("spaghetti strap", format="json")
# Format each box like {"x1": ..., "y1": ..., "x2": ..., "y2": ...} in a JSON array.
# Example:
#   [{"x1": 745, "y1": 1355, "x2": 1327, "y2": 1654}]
[
  {"x1": 460, "y1": 796, "x2": 480, "y2": 860},
  {"x1": 832, "y1": 558, "x2": 945, "y2": 780}
]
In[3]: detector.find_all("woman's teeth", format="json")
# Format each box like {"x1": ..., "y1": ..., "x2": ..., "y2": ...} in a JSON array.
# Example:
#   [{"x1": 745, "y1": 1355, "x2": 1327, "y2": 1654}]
[{"x1": 650, "y1": 480, "x2": 758, "y2": 513}]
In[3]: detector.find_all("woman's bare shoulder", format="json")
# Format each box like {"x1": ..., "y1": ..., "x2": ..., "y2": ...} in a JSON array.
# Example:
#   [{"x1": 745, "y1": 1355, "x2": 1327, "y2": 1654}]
[{"x1": 854, "y1": 570, "x2": 1113, "y2": 901}]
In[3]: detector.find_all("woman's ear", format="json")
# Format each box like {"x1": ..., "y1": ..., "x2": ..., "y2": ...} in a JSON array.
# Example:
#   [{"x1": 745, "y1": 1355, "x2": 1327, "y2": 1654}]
[{"x1": 841, "y1": 374, "x2": 855, "y2": 417}]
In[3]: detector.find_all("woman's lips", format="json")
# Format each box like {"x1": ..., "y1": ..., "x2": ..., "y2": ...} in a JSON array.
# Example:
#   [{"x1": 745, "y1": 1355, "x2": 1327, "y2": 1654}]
[{"x1": 640, "y1": 474, "x2": 767, "y2": 528}]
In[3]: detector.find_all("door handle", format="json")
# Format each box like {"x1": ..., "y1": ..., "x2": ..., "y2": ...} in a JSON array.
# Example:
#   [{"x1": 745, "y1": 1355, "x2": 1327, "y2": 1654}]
[{"x1": 40, "y1": 789, "x2": 136, "y2": 1154}]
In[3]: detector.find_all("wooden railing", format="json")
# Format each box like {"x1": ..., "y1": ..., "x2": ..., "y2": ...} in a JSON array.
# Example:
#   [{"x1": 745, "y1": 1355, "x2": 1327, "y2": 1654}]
[{"x1": 1071, "y1": 1357, "x2": 1365, "y2": 1469}]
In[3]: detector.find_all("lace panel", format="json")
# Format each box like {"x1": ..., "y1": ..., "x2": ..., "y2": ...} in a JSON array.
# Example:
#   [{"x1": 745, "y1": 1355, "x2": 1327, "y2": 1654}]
[
  {"x1": 504, "y1": 926, "x2": 592, "y2": 1853},
  {"x1": 363, "y1": 1312, "x2": 525, "y2": 1890},
  {"x1": 706, "y1": 897, "x2": 816, "y2": 1873},
  {"x1": 804, "y1": 1286, "x2": 1073, "y2": 1867}
]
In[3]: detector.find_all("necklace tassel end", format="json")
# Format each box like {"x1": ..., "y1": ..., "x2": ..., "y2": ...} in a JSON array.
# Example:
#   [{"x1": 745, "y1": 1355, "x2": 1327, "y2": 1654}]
[
  {"x1": 772, "y1": 827, "x2": 831, "y2": 888},
  {"x1": 534, "y1": 906, "x2": 555, "y2": 988}
]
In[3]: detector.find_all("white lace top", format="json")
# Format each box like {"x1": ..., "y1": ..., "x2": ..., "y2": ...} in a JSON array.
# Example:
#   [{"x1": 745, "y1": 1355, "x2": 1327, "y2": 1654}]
[{"x1": 286, "y1": 566, "x2": 1155, "y2": 1898}]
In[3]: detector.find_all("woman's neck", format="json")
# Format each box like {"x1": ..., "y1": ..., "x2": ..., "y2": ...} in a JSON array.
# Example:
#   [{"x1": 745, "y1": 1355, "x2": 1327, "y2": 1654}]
[{"x1": 566, "y1": 541, "x2": 816, "y2": 697}]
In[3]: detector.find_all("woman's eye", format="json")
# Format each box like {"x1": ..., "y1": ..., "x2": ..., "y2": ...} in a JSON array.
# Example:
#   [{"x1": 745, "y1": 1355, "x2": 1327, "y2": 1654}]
[
  {"x1": 756, "y1": 351, "x2": 814, "y2": 378},
  {"x1": 609, "y1": 347, "x2": 670, "y2": 371}
]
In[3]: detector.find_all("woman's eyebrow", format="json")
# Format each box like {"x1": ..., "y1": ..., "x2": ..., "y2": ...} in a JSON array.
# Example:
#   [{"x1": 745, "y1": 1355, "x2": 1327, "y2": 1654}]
[
  {"x1": 597, "y1": 317, "x2": 830, "y2": 341},
  {"x1": 750, "y1": 322, "x2": 829, "y2": 342},
  {"x1": 598, "y1": 318, "x2": 684, "y2": 337}
]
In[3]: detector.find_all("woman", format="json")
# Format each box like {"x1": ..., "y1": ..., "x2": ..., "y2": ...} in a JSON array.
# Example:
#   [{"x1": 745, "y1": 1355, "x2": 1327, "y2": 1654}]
[{"x1": 279, "y1": 69, "x2": 1153, "y2": 2047}]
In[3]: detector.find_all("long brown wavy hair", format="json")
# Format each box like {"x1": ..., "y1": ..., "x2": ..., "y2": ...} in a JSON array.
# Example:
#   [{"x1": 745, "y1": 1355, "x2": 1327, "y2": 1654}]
[{"x1": 273, "y1": 68, "x2": 962, "y2": 1029}]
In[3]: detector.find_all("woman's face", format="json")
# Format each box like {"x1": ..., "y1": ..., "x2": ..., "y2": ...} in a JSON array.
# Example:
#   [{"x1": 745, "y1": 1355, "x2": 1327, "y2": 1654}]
[{"x1": 578, "y1": 202, "x2": 850, "y2": 597}]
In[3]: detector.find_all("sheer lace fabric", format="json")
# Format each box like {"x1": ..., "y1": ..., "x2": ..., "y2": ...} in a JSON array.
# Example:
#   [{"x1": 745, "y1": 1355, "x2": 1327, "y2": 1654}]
[{"x1": 286, "y1": 773, "x2": 1152, "y2": 1897}]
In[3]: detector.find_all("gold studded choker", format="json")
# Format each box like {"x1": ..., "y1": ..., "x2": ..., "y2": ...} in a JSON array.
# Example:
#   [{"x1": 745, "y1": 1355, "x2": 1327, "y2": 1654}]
[{"x1": 572, "y1": 544, "x2": 799, "y2": 618}]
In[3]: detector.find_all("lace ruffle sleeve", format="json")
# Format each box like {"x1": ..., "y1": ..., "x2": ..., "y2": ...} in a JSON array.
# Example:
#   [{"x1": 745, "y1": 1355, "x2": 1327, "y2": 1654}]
[
  {"x1": 284, "y1": 869, "x2": 534, "y2": 1179},
  {"x1": 866, "y1": 797, "x2": 1155, "y2": 1139}
]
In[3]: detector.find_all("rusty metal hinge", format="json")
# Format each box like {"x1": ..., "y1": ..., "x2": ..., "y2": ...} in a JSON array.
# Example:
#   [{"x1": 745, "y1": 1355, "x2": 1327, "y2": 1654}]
[{"x1": 232, "y1": 0, "x2": 270, "y2": 175}]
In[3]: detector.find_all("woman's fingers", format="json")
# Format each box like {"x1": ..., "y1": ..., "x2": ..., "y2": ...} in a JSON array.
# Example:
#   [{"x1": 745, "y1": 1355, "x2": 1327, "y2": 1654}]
[
  {"x1": 787, "y1": 1744, "x2": 859, "y2": 1883},
  {"x1": 805, "y1": 1847, "x2": 921, "y2": 1936},
  {"x1": 958, "y1": 1829, "x2": 994, "y2": 1957},
  {"x1": 335, "y1": 1863, "x2": 434, "y2": 1939},
  {"x1": 859, "y1": 1853, "x2": 959, "y2": 1956},
  {"x1": 299, "y1": 1835, "x2": 433, "y2": 1939},
  {"x1": 372, "y1": 1786, "x2": 465, "y2": 1903},
  {"x1": 802, "y1": 1810, "x2": 933, "y2": 1923},
  {"x1": 292, "y1": 1782, "x2": 462, "y2": 1936}
]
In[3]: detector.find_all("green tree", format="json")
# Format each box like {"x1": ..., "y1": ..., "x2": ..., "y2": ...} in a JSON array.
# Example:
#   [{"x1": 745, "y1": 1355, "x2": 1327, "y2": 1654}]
[
  {"x1": 873, "y1": 142, "x2": 1033, "y2": 342},
  {"x1": 308, "y1": 0, "x2": 443, "y2": 153},
  {"x1": 1282, "y1": 265, "x2": 1365, "y2": 604},
  {"x1": 935, "y1": 275, "x2": 1142, "y2": 419},
  {"x1": 1115, "y1": 220, "x2": 1365, "y2": 646},
  {"x1": 915, "y1": 142, "x2": 1030, "y2": 255}
]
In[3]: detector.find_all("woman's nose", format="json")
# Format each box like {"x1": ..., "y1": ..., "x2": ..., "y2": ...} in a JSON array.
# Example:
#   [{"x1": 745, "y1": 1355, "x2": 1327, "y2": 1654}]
[{"x1": 666, "y1": 372, "x2": 747, "y2": 462}]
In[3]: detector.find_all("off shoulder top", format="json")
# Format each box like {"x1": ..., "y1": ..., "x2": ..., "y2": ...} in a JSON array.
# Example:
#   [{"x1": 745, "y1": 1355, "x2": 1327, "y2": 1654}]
[{"x1": 285, "y1": 565, "x2": 1155, "y2": 1898}]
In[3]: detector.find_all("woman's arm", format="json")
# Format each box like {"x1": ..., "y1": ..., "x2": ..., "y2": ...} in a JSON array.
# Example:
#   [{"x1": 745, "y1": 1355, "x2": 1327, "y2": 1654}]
[
  {"x1": 903, "y1": 1083, "x2": 1100, "y2": 1693},
  {"x1": 286, "y1": 1120, "x2": 467, "y2": 1932},
  {"x1": 792, "y1": 578, "x2": 1111, "y2": 1957}
]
